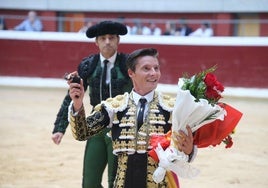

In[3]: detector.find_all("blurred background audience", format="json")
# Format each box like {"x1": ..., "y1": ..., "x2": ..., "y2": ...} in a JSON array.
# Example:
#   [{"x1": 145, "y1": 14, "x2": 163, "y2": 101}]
[{"x1": 13, "y1": 11, "x2": 43, "y2": 31}]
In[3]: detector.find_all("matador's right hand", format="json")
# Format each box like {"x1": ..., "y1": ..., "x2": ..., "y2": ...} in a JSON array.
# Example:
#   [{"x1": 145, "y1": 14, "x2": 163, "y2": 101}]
[{"x1": 69, "y1": 77, "x2": 84, "y2": 112}]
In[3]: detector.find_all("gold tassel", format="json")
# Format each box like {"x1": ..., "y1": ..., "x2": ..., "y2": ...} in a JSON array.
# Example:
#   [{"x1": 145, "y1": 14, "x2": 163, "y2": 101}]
[
  {"x1": 113, "y1": 113, "x2": 119, "y2": 124},
  {"x1": 168, "y1": 112, "x2": 172, "y2": 124}
]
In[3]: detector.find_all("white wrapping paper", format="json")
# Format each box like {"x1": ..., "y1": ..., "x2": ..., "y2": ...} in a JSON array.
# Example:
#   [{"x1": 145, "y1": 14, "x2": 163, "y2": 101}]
[{"x1": 152, "y1": 78, "x2": 226, "y2": 183}]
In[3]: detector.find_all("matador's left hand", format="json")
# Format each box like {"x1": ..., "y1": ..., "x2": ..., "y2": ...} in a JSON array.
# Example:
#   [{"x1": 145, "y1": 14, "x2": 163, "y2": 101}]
[{"x1": 173, "y1": 125, "x2": 194, "y2": 155}]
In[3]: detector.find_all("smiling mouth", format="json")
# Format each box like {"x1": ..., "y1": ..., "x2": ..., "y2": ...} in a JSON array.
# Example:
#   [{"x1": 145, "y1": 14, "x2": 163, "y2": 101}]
[{"x1": 147, "y1": 79, "x2": 157, "y2": 83}]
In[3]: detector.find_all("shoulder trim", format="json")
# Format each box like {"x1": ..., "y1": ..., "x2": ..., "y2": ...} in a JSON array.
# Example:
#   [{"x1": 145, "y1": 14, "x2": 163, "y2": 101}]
[
  {"x1": 102, "y1": 92, "x2": 129, "y2": 112},
  {"x1": 158, "y1": 92, "x2": 175, "y2": 112},
  {"x1": 78, "y1": 54, "x2": 99, "y2": 79}
]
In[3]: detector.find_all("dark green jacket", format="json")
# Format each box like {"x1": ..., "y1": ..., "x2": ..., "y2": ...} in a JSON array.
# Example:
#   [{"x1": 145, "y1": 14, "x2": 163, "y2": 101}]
[{"x1": 52, "y1": 53, "x2": 132, "y2": 134}]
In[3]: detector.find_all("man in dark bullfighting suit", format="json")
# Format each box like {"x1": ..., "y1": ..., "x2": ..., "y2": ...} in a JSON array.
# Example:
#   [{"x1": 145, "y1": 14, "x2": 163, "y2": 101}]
[
  {"x1": 68, "y1": 48, "x2": 197, "y2": 188},
  {"x1": 51, "y1": 20, "x2": 133, "y2": 188}
]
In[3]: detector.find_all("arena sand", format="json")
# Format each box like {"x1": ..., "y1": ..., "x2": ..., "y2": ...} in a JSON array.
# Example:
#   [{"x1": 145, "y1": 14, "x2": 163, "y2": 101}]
[{"x1": 0, "y1": 86, "x2": 268, "y2": 188}]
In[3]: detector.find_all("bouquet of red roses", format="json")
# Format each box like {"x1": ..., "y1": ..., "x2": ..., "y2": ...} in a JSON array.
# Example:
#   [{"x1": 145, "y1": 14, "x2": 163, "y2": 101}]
[
  {"x1": 149, "y1": 66, "x2": 243, "y2": 183},
  {"x1": 177, "y1": 65, "x2": 242, "y2": 148}
]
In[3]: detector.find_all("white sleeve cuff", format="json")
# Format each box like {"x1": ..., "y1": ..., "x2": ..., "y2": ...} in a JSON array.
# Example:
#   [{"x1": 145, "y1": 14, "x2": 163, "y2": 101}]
[{"x1": 68, "y1": 101, "x2": 83, "y2": 122}]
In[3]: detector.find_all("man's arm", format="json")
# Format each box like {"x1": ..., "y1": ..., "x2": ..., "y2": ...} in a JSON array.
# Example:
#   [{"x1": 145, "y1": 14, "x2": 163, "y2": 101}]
[
  {"x1": 14, "y1": 20, "x2": 27, "y2": 31},
  {"x1": 52, "y1": 91, "x2": 72, "y2": 134},
  {"x1": 51, "y1": 91, "x2": 72, "y2": 144},
  {"x1": 68, "y1": 78, "x2": 110, "y2": 141},
  {"x1": 53, "y1": 54, "x2": 95, "y2": 136},
  {"x1": 69, "y1": 103, "x2": 110, "y2": 141}
]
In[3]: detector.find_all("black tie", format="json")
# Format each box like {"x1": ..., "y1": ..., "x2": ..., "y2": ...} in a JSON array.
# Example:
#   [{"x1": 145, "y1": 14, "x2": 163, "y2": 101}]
[
  {"x1": 137, "y1": 98, "x2": 147, "y2": 130},
  {"x1": 102, "y1": 59, "x2": 109, "y2": 85}
]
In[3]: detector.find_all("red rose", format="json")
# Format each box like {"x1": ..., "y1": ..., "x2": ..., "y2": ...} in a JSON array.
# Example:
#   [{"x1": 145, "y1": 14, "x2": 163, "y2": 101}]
[
  {"x1": 215, "y1": 81, "x2": 224, "y2": 92},
  {"x1": 205, "y1": 87, "x2": 221, "y2": 100},
  {"x1": 204, "y1": 73, "x2": 217, "y2": 87}
]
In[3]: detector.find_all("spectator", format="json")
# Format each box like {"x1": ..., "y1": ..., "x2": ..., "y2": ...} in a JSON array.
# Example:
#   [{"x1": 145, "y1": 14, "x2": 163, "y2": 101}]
[
  {"x1": 14, "y1": 11, "x2": 43, "y2": 31},
  {"x1": 146, "y1": 22, "x2": 162, "y2": 36},
  {"x1": 141, "y1": 23, "x2": 151, "y2": 35},
  {"x1": 0, "y1": 17, "x2": 7, "y2": 30},
  {"x1": 162, "y1": 21, "x2": 176, "y2": 35},
  {"x1": 131, "y1": 19, "x2": 143, "y2": 35},
  {"x1": 175, "y1": 19, "x2": 192, "y2": 36},
  {"x1": 131, "y1": 19, "x2": 161, "y2": 36},
  {"x1": 189, "y1": 22, "x2": 214, "y2": 37}
]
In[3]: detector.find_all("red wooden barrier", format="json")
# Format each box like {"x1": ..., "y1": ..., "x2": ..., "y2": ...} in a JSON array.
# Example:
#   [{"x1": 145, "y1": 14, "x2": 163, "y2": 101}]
[{"x1": 0, "y1": 31, "x2": 268, "y2": 88}]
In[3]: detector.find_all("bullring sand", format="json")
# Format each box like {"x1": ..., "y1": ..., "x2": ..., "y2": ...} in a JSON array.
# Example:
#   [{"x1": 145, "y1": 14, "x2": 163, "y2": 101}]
[{"x1": 0, "y1": 86, "x2": 267, "y2": 188}]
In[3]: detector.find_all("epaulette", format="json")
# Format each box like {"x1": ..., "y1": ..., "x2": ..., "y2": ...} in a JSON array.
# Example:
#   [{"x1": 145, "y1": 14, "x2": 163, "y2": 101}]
[
  {"x1": 158, "y1": 92, "x2": 175, "y2": 112},
  {"x1": 102, "y1": 92, "x2": 129, "y2": 112},
  {"x1": 93, "y1": 103, "x2": 102, "y2": 112},
  {"x1": 77, "y1": 54, "x2": 99, "y2": 79}
]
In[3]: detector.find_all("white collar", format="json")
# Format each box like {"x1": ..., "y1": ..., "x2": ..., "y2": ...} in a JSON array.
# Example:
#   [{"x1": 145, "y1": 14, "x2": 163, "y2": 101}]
[
  {"x1": 100, "y1": 52, "x2": 117, "y2": 64},
  {"x1": 132, "y1": 90, "x2": 154, "y2": 105}
]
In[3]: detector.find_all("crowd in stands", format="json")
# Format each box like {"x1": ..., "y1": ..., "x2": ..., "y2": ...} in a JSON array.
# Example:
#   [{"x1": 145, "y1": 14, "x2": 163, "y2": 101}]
[
  {"x1": 78, "y1": 18, "x2": 214, "y2": 37},
  {"x1": 0, "y1": 11, "x2": 214, "y2": 37}
]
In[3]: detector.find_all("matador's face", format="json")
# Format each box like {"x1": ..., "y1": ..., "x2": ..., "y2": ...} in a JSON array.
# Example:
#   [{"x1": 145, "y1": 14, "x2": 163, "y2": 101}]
[
  {"x1": 128, "y1": 55, "x2": 161, "y2": 96},
  {"x1": 95, "y1": 34, "x2": 119, "y2": 58}
]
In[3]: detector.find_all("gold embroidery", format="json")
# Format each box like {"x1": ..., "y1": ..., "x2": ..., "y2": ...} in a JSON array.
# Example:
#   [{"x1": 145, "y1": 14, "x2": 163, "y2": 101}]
[
  {"x1": 159, "y1": 92, "x2": 175, "y2": 112},
  {"x1": 112, "y1": 100, "x2": 120, "y2": 108},
  {"x1": 104, "y1": 93, "x2": 129, "y2": 112},
  {"x1": 106, "y1": 98, "x2": 113, "y2": 102},
  {"x1": 93, "y1": 103, "x2": 102, "y2": 111},
  {"x1": 113, "y1": 113, "x2": 119, "y2": 124},
  {"x1": 112, "y1": 92, "x2": 173, "y2": 187},
  {"x1": 115, "y1": 95, "x2": 124, "y2": 101}
]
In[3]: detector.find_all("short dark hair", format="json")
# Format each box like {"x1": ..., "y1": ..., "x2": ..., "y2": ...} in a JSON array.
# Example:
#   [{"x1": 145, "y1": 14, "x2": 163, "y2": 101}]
[{"x1": 126, "y1": 48, "x2": 158, "y2": 71}]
